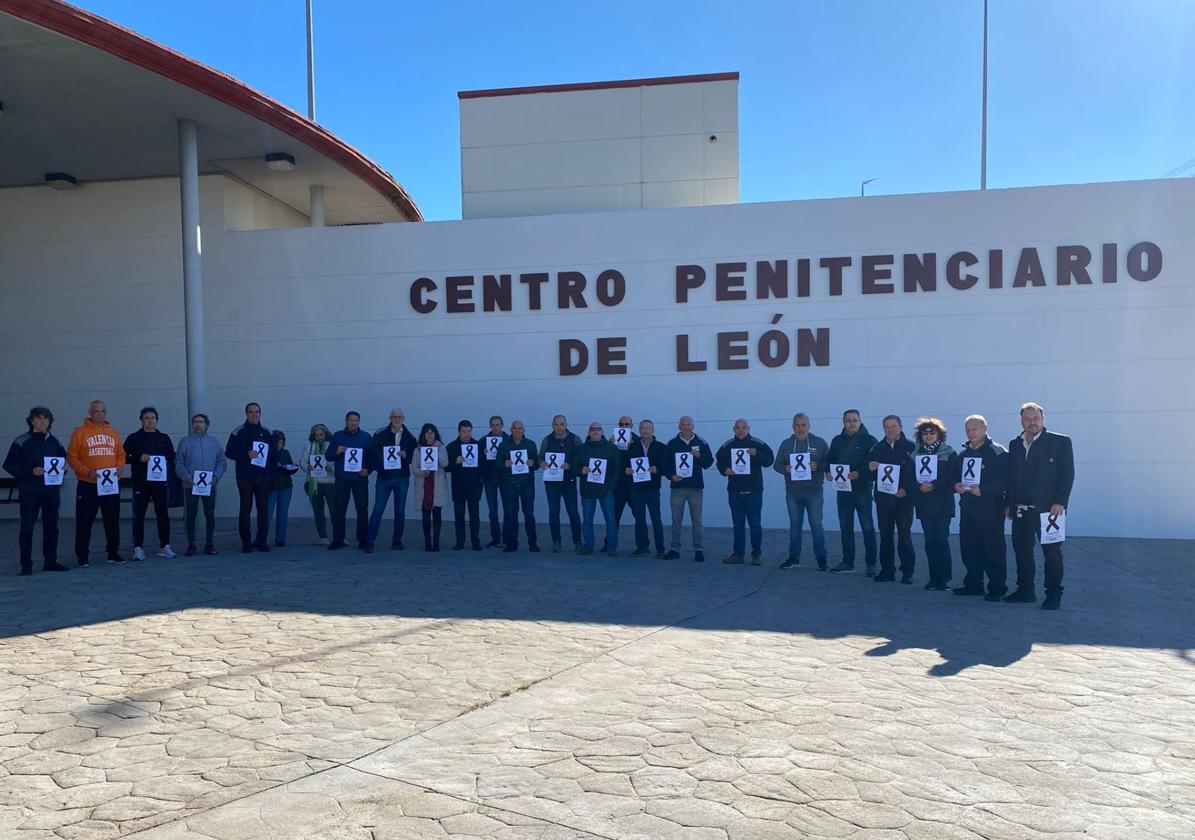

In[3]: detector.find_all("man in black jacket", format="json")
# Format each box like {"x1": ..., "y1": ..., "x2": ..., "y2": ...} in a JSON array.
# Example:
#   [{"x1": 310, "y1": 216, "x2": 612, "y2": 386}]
[
  {"x1": 665, "y1": 416, "x2": 714, "y2": 562},
  {"x1": 626, "y1": 419, "x2": 670, "y2": 558},
  {"x1": 367, "y1": 408, "x2": 417, "y2": 550},
  {"x1": 715, "y1": 419, "x2": 775, "y2": 565},
  {"x1": 224, "y1": 402, "x2": 275, "y2": 553},
  {"x1": 1006, "y1": 402, "x2": 1075, "y2": 610},
  {"x1": 498, "y1": 420, "x2": 539, "y2": 552},
  {"x1": 480, "y1": 415, "x2": 509, "y2": 548},
  {"x1": 540, "y1": 415, "x2": 582, "y2": 553},
  {"x1": 4, "y1": 406, "x2": 71, "y2": 575},
  {"x1": 827, "y1": 410, "x2": 879, "y2": 574},
  {"x1": 577, "y1": 422, "x2": 622, "y2": 556},
  {"x1": 608, "y1": 415, "x2": 639, "y2": 528},
  {"x1": 446, "y1": 420, "x2": 484, "y2": 551},
  {"x1": 124, "y1": 406, "x2": 177, "y2": 560},
  {"x1": 868, "y1": 415, "x2": 918, "y2": 584},
  {"x1": 953, "y1": 414, "x2": 1009, "y2": 600}
]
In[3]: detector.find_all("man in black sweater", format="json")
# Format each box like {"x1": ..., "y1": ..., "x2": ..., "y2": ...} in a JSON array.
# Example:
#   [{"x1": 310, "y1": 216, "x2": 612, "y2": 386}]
[
  {"x1": 1006, "y1": 402, "x2": 1075, "y2": 610},
  {"x1": 480, "y1": 415, "x2": 509, "y2": 548},
  {"x1": 715, "y1": 418, "x2": 775, "y2": 565},
  {"x1": 827, "y1": 410, "x2": 879, "y2": 574},
  {"x1": 868, "y1": 415, "x2": 918, "y2": 584},
  {"x1": 952, "y1": 414, "x2": 1009, "y2": 600},
  {"x1": 540, "y1": 415, "x2": 583, "y2": 552},
  {"x1": 626, "y1": 419, "x2": 670, "y2": 558},
  {"x1": 445, "y1": 420, "x2": 484, "y2": 550},
  {"x1": 608, "y1": 415, "x2": 639, "y2": 528},
  {"x1": 224, "y1": 402, "x2": 275, "y2": 553},
  {"x1": 124, "y1": 406, "x2": 177, "y2": 560},
  {"x1": 4, "y1": 406, "x2": 71, "y2": 575},
  {"x1": 665, "y1": 416, "x2": 714, "y2": 562}
]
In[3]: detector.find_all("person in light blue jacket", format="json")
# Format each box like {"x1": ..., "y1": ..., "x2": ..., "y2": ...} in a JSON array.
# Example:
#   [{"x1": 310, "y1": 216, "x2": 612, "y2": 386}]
[{"x1": 175, "y1": 413, "x2": 227, "y2": 556}]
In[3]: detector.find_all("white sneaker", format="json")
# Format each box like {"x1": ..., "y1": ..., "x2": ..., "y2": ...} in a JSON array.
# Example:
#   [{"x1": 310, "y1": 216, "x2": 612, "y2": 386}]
[
  {"x1": 158, "y1": 545, "x2": 177, "y2": 559},
  {"x1": 132, "y1": 547, "x2": 146, "y2": 561}
]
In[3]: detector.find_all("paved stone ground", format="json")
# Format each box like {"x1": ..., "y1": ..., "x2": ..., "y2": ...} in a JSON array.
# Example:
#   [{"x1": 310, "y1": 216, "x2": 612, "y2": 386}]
[{"x1": 1, "y1": 514, "x2": 1192, "y2": 840}]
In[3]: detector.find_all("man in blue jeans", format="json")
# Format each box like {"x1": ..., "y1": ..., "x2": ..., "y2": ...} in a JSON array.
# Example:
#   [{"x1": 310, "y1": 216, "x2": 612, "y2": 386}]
[
  {"x1": 539, "y1": 414, "x2": 582, "y2": 553},
  {"x1": 367, "y1": 408, "x2": 416, "y2": 551},
  {"x1": 715, "y1": 418, "x2": 775, "y2": 565},
  {"x1": 575, "y1": 421, "x2": 620, "y2": 555},
  {"x1": 773, "y1": 413, "x2": 831, "y2": 569},
  {"x1": 328, "y1": 411, "x2": 374, "y2": 551},
  {"x1": 827, "y1": 409, "x2": 879, "y2": 574}
]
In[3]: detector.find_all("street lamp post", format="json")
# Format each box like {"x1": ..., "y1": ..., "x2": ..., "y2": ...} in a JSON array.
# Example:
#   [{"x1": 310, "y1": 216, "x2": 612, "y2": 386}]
[{"x1": 860, "y1": 178, "x2": 876, "y2": 197}]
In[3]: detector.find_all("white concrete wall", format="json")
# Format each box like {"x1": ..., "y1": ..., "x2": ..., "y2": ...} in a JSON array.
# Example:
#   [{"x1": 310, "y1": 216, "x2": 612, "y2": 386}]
[
  {"x1": 460, "y1": 80, "x2": 739, "y2": 219},
  {"x1": 2, "y1": 177, "x2": 1193, "y2": 539}
]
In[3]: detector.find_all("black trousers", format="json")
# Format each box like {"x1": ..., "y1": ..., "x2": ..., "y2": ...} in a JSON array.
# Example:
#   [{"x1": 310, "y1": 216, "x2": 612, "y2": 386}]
[
  {"x1": 629, "y1": 486, "x2": 665, "y2": 552},
  {"x1": 613, "y1": 480, "x2": 632, "y2": 528},
  {"x1": 132, "y1": 483, "x2": 170, "y2": 548},
  {"x1": 958, "y1": 505, "x2": 1006, "y2": 593},
  {"x1": 483, "y1": 477, "x2": 503, "y2": 543},
  {"x1": 75, "y1": 481, "x2": 121, "y2": 561},
  {"x1": 19, "y1": 490, "x2": 60, "y2": 571},
  {"x1": 333, "y1": 481, "x2": 369, "y2": 545},
  {"x1": 421, "y1": 507, "x2": 443, "y2": 549},
  {"x1": 876, "y1": 500, "x2": 915, "y2": 575},
  {"x1": 501, "y1": 482, "x2": 537, "y2": 548},
  {"x1": 919, "y1": 514, "x2": 952, "y2": 585},
  {"x1": 237, "y1": 477, "x2": 271, "y2": 548},
  {"x1": 453, "y1": 493, "x2": 481, "y2": 547},
  {"x1": 1011, "y1": 508, "x2": 1064, "y2": 594}
]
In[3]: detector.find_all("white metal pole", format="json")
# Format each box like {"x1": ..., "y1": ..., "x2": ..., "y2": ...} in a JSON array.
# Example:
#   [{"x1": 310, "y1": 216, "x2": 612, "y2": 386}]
[
  {"x1": 306, "y1": 0, "x2": 316, "y2": 121},
  {"x1": 178, "y1": 118, "x2": 206, "y2": 416},
  {"x1": 981, "y1": 0, "x2": 988, "y2": 190}
]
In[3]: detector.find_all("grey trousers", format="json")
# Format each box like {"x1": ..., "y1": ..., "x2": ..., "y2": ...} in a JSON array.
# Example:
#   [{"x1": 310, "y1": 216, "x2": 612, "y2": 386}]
[{"x1": 669, "y1": 487, "x2": 704, "y2": 551}]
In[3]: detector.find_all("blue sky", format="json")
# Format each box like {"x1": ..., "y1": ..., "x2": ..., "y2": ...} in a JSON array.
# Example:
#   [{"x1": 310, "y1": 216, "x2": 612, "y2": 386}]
[{"x1": 77, "y1": 0, "x2": 1195, "y2": 221}]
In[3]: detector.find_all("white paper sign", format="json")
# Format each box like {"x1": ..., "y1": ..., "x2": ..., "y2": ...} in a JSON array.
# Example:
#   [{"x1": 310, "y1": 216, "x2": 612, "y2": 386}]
[
  {"x1": 788, "y1": 452, "x2": 812, "y2": 482},
  {"x1": 542, "y1": 451, "x2": 564, "y2": 482},
  {"x1": 876, "y1": 463, "x2": 901, "y2": 495},
  {"x1": 1041, "y1": 511, "x2": 1066, "y2": 544},
  {"x1": 915, "y1": 453, "x2": 938, "y2": 483},
  {"x1": 960, "y1": 456, "x2": 983, "y2": 488},
  {"x1": 631, "y1": 456, "x2": 651, "y2": 483},
  {"x1": 43, "y1": 456, "x2": 65, "y2": 486},
  {"x1": 586, "y1": 458, "x2": 607, "y2": 484},
  {"x1": 191, "y1": 470, "x2": 213, "y2": 496},
  {"x1": 96, "y1": 467, "x2": 120, "y2": 496},
  {"x1": 614, "y1": 428, "x2": 631, "y2": 450},
  {"x1": 731, "y1": 448, "x2": 751, "y2": 475},
  {"x1": 343, "y1": 447, "x2": 364, "y2": 471},
  {"x1": 380, "y1": 444, "x2": 402, "y2": 470},
  {"x1": 674, "y1": 451, "x2": 694, "y2": 478},
  {"x1": 510, "y1": 449, "x2": 530, "y2": 475},
  {"x1": 146, "y1": 455, "x2": 168, "y2": 483},
  {"x1": 249, "y1": 441, "x2": 269, "y2": 468},
  {"x1": 830, "y1": 464, "x2": 853, "y2": 492},
  {"x1": 419, "y1": 446, "x2": 438, "y2": 471},
  {"x1": 309, "y1": 452, "x2": 327, "y2": 477},
  {"x1": 485, "y1": 436, "x2": 502, "y2": 461},
  {"x1": 461, "y1": 443, "x2": 478, "y2": 468}
]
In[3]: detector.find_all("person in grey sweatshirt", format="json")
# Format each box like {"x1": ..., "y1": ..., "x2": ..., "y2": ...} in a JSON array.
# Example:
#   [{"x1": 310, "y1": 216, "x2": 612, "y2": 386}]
[{"x1": 175, "y1": 413, "x2": 227, "y2": 555}]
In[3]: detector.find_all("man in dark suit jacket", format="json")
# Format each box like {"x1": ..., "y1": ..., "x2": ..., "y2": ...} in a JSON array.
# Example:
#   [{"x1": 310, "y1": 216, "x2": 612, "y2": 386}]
[{"x1": 1006, "y1": 402, "x2": 1075, "y2": 610}]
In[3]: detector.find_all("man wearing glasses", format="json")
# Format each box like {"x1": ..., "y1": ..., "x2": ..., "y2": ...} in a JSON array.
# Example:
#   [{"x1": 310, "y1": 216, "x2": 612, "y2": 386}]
[
  {"x1": 367, "y1": 409, "x2": 416, "y2": 551},
  {"x1": 608, "y1": 415, "x2": 639, "y2": 529}
]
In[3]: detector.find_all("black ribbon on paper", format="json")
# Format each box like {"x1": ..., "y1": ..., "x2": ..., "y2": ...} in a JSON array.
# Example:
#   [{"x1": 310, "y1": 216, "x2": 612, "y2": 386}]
[
  {"x1": 678, "y1": 453, "x2": 690, "y2": 470},
  {"x1": 634, "y1": 458, "x2": 647, "y2": 473},
  {"x1": 465, "y1": 445, "x2": 475, "y2": 460},
  {"x1": 423, "y1": 448, "x2": 435, "y2": 465},
  {"x1": 513, "y1": 451, "x2": 526, "y2": 467},
  {"x1": 1045, "y1": 514, "x2": 1061, "y2": 533},
  {"x1": 196, "y1": 472, "x2": 209, "y2": 487},
  {"x1": 590, "y1": 460, "x2": 603, "y2": 476},
  {"x1": 151, "y1": 456, "x2": 163, "y2": 473},
  {"x1": 347, "y1": 449, "x2": 360, "y2": 465},
  {"x1": 254, "y1": 443, "x2": 267, "y2": 460},
  {"x1": 964, "y1": 459, "x2": 977, "y2": 479},
  {"x1": 919, "y1": 456, "x2": 932, "y2": 475},
  {"x1": 882, "y1": 465, "x2": 894, "y2": 484},
  {"x1": 834, "y1": 465, "x2": 846, "y2": 481},
  {"x1": 99, "y1": 469, "x2": 115, "y2": 486},
  {"x1": 794, "y1": 454, "x2": 806, "y2": 470},
  {"x1": 47, "y1": 458, "x2": 61, "y2": 474},
  {"x1": 313, "y1": 455, "x2": 324, "y2": 469},
  {"x1": 734, "y1": 450, "x2": 747, "y2": 466}
]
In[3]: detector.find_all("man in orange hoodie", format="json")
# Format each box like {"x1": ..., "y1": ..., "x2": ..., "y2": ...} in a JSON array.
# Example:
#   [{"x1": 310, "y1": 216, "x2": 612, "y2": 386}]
[{"x1": 67, "y1": 400, "x2": 127, "y2": 565}]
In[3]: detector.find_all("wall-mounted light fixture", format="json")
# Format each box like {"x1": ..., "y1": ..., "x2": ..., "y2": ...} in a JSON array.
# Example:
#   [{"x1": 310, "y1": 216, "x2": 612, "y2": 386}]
[
  {"x1": 45, "y1": 172, "x2": 78, "y2": 190},
  {"x1": 265, "y1": 152, "x2": 296, "y2": 171}
]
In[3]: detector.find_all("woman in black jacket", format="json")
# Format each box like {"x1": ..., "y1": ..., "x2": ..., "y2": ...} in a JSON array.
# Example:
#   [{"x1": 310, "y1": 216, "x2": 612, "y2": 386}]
[
  {"x1": 268, "y1": 430, "x2": 299, "y2": 547},
  {"x1": 912, "y1": 417, "x2": 956, "y2": 590}
]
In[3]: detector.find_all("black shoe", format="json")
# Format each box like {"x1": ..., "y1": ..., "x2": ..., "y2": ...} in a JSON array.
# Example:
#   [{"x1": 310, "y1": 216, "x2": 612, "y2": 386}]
[
  {"x1": 19, "y1": 568, "x2": 32, "y2": 576},
  {"x1": 204, "y1": 545, "x2": 218, "y2": 556},
  {"x1": 1041, "y1": 593, "x2": 1062, "y2": 610},
  {"x1": 829, "y1": 562, "x2": 854, "y2": 573},
  {"x1": 656, "y1": 550, "x2": 666, "y2": 559},
  {"x1": 529, "y1": 544, "x2": 541, "y2": 553},
  {"x1": 1003, "y1": 590, "x2": 1037, "y2": 603},
  {"x1": 472, "y1": 544, "x2": 482, "y2": 551},
  {"x1": 984, "y1": 589, "x2": 1008, "y2": 602},
  {"x1": 924, "y1": 580, "x2": 938, "y2": 590},
  {"x1": 486, "y1": 540, "x2": 502, "y2": 548},
  {"x1": 873, "y1": 572, "x2": 896, "y2": 582},
  {"x1": 632, "y1": 548, "x2": 650, "y2": 556},
  {"x1": 275, "y1": 541, "x2": 285, "y2": 548},
  {"x1": 256, "y1": 544, "x2": 270, "y2": 553},
  {"x1": 953, "y1": 586, "x2": 985, "y2": 596},
  {"x1": 108, "y1": 555, "x2": 127, "y2": 564},
  {"x1": 900, "y1": 574, "x2": 914, "y2": 585},
  {"x1": 392, "y1": 542, "x2": 405, "y2": 551},
  {"x1": 327, "y1": 542, "x2": 346, "y2": 550},
  {"x1": 452, "y1": 543, "x2": 465, "y2": 551},
  {"x1": 779, "y1": 558, "x2": 797, "y2": 570},
  {"x1": 43, "y1": 562, "x2": 70, "y2": 572},
  {"x1": 817, "y1": 561, "x2": 828, "y2": 571},
  {"x1": 694, "y1": 551, "x2": 705, "y2": 563},
  {"x1": 864, "y1": 565, "x2": 877, "y2": 577},
  {"x1": 664, "y1": 550, "x2": 680, "y2": 560},
  {"x1": 363, "y1": 544, "x2": 375, "y2": 554},
  {"x1": 242, "y1": 544, "x2": 254, "y2": 554},
  {"x1": 77, "y1": 558, "x2": 90, "y2": 567},
  {"x1": 503, "y1": 545, "x2": 517, "y2": 552}
]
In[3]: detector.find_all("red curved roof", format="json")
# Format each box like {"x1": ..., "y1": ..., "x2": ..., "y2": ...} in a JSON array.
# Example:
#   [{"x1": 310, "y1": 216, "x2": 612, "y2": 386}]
[{"x1": 0, "y1": 0, "x2": 422, "y2": 222}]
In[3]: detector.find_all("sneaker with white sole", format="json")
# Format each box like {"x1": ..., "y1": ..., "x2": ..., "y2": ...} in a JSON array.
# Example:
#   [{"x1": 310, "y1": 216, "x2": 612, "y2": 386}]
[
  {"x1": 132, "y1": 547, "x2": 146, "y2": 561},
  {"x1": 158, "y1": 546, "x2": 177, "y2": 559}
]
